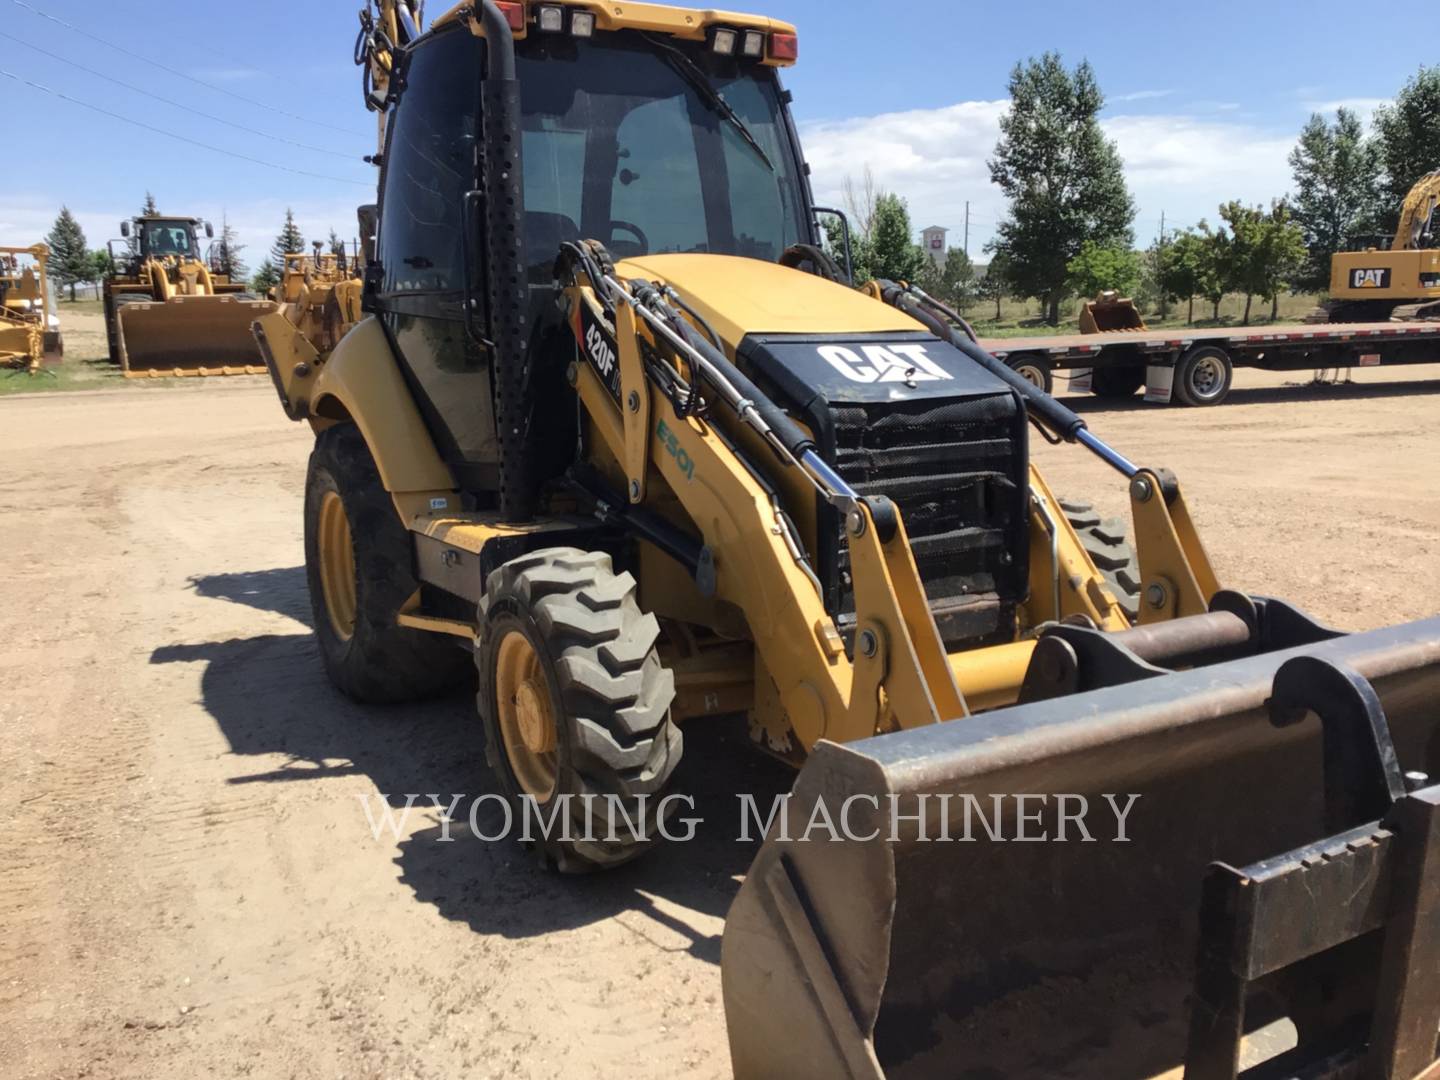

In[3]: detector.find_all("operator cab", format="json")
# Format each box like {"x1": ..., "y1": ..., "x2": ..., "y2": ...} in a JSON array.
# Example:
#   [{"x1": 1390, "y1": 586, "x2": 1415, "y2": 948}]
[
  {"x1": 371, "y1": 12, "x2": 815, "y2": 493},
  {"x1": 138, "y1": 219, "x2": 200, "y2": 261}
]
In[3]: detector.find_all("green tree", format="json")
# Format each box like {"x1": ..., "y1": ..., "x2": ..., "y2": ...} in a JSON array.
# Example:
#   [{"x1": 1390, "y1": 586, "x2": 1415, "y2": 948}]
[
  {"x1": 1065, "y1": 240, "x2": 1142, "y2": 300},
  {"x1": 1195, "y1": 220, "x2": 1231, "y2": 322},
  {"x1": 1372, "y1": 66, "x2": 1440, "y2": 230},
  {"x1": 90, "y1": 248, "x2": 114, "y2": 284},
  {"x1": 327, "y1": 228, "x2": 346, "y2": 258},
  {"x1": 46, "y1": 207, "x2": 91, "y2": 301},
  {"x1": 251, "y1": 260, "x2": 280, "y2": 294},
  {"x1": 977, "y1": 251, "x2": 1014, "y2": 321},
  {"x1": 937, "y1": 248, "x2": 977, "y2": 311},
  {"x1": 866, "y1": 193, "x2": 928, "y2": 284},
  {"x1": 141, "y1": 191, "x2": 159, "y2": 217},
  {"x1": 1288, "y1": 108, "x2": 1381, "y2": 289},
  {"x1": 1218, "y1": 201, "x2": 1306, "y2": 324},
  {"x1": 1159, "y1": 229, "x2": 1208, "y2": 324},
  {"x1": 212, "y1": 215, "x2": 248, "y2": 282},
  {"x1": 270, "y1": 208, "x2": 306, "y2": 268},
  {"x1": 988, "y1": 53, "x2": 1135, "y2": 324}
]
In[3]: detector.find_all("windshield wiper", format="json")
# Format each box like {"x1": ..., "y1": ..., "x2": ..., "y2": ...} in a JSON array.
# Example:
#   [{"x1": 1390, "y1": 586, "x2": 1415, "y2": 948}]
[{"x1": 642, "y1": 33, "x2": 774, "y2": 173}]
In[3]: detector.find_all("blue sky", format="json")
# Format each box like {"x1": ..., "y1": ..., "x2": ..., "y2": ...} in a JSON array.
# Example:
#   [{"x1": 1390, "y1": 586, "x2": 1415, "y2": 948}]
[{"x1": 0, "y1": 0, "x2": 1427, "y2": 263}]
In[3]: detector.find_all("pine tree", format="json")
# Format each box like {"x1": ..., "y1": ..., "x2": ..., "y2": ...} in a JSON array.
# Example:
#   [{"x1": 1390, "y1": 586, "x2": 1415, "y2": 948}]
[
  {"x1": 270, "y1": 209, "x2": 306, "y2": 267},
  {"x1": 1288, "y1": 109, "x2": 1381, "y2": 289},
  {"x1": 211, "y1": 214, "x2": 248, "y2": 282},
  {"x1": 46, "y1": 206, "x2": 92, "y2": 301},
  {"x1": 989, "y1": 53, "x2": 1136, "y2": 324},
  {"x1": 142, "y1": 191, "x2": 159, "y2": 217}
]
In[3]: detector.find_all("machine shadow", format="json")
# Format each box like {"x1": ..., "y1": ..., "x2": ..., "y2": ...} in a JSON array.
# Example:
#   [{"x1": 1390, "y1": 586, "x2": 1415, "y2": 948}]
[
  {"x1": 154, "y1": 566, "x2": 792, "y2": 962},
  {"x1": 1060, "y1": 372, "x2": 1440, "y2": 415}
]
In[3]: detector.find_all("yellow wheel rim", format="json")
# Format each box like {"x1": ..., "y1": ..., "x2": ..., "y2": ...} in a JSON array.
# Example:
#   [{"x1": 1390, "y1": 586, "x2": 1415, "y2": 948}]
[
  {"x1": 317, "y1": 489, "x2": 357, "y2": 642},
  {"x1": 495, "y1": 630, "x2": 559, "y2": 801}
]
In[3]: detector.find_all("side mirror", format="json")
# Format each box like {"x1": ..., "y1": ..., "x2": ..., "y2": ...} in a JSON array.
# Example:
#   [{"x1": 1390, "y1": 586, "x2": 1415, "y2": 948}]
[
  {"x1": 120, "y1": 221, "x2": 131, "y2": 238},
  {"x1": 812, "y1": 206, "x2": 856, "y2": 286},
  {"x1": 204, "y1": 221, "x2": 215, "y2": 239}
]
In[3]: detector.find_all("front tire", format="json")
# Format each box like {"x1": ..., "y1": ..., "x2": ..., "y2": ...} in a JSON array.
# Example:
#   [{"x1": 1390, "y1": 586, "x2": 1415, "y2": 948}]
[
  {"x1": 304, "y1": 424, "x2": 469, "y2": 703},
  {"x1": 477, "y1": 548, "x2": 682, "y2": 873}
]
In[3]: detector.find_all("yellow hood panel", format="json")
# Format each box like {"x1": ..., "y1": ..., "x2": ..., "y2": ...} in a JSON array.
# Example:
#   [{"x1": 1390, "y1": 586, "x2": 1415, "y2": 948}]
[{"x1": 613, "y1": 254, "x2": 925, "y2": 344}]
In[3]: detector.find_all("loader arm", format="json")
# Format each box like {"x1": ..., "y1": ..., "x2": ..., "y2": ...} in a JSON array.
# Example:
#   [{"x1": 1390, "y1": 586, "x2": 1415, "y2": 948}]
[{"x1": 565, "y1": 263, "x2": 968, "y2": 747}]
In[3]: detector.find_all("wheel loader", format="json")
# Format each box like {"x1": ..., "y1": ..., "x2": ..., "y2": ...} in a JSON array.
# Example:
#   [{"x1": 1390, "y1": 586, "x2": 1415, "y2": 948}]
[
  {"x1": 266, "y1": 245, "x2": 364, "y2": 361},
  {"x1": 0, "y1": 244, "x2": 61, "y2": 374},
  {"x1": 256, "y1": 3, "x2": 1440, "y2": 1076},
  {"x1": 1324, "y1": 170, "x2": 1440, "y2": 322},
  {"x1": 103, "y1": 214, "x2": 276, "y2": 377}
]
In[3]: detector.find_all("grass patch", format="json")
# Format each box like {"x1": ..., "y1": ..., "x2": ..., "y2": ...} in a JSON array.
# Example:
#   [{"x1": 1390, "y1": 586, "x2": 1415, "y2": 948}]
[{"x1": 960, "y1": 292, "x2": 1323, "y2": 339}]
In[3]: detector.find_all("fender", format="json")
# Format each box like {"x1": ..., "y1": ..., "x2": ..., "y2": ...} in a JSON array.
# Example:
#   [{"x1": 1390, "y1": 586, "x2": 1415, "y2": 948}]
[{"x1": 258, "y1": 312, "x2": 455, "y2": 498}]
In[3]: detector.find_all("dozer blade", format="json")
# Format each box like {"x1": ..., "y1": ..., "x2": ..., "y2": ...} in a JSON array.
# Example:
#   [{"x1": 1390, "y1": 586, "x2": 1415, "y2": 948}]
[
  {"x1": 116, "y1": 295, "x2": 277, "y2": 378},
  {"x1": 723, "y1": 615, "x2": 1440, "y2": 1080}
]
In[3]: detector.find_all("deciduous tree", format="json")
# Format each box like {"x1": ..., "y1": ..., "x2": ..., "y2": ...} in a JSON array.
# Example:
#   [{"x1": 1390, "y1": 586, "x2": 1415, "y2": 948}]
[
  {"x1": 988, "y1": 53, "x2": 1135, "y2": 324},
  {"x1": 1065, "y1": 241, "x2": 1141, "y2": 301},
  {"x1": 1288, "y1": 109, "x2": 1381, "y2": 289},
  {"x1": 1373, "y1": 66, "x2": 1440, "y2": 231}
]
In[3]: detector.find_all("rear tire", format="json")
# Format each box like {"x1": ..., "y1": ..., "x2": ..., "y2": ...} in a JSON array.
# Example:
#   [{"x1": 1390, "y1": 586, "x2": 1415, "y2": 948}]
[
  {"x1": 477, "y1": 548, "x2": 682, "y2": 873},
  {"x1": 1174, "y1": 346, "x2": 1233, "y2": 407},
  {"x1": 1090, "y1": 363, "x2": 1146, "y2": 400},
  {"x1": 304, "y1": 424, "x2": 469, "y2": 703},
  {"x1": 1005, "y1": 354, "x2": 1053, "y2": 394},
  {"x1": 1060, "y1": 500, "x2": 1141, "y2": 623}
]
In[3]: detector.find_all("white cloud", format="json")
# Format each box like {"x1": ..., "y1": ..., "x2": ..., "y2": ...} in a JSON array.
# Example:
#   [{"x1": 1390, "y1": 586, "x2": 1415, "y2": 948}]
[
  {"x1": 1303, "y1": 97, "x2": 1389, "y2": 123},
  {"x1": 802, "y1": 101, "x2": 1297, "y2": 252},
  {"x1": 1110, "y1": 89, "x2": 1174, "y2": 103}
]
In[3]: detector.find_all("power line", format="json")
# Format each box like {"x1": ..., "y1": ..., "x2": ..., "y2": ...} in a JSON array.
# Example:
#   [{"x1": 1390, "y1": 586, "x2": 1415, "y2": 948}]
[
  {"x1": 9, "y1": 0, "x2": 368, "y2": 138},
  {"x1": 0, "y1": 68, "x2": 371, "y2": 187},
  {"x1": 0, "y1": 29, "x2": 358, "y2": 160}
]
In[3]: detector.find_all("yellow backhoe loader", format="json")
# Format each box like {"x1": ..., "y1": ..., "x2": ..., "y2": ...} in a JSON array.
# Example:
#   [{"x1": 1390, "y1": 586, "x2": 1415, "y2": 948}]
[
  {"x1": 257, "y1": 3, "x2": 1440, "y2": 1076},
  {"x1": 265, "y1": 245, "x2": 364, "y2": 361},
  {"x1": 0, "y1": 244, "x2": 61, "y2": 374},
  {"x1": 1326, "y1": 170, "x2": 1440, "y2": 322},
  {"x1": 104, "y1": 214, "x2": 275, "y2": 377}
]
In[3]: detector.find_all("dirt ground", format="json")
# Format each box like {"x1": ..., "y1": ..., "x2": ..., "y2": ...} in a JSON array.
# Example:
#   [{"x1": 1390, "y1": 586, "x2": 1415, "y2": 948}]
[{"x1": 2, "y1": 364, "x2": 1438, "y2": 1079}]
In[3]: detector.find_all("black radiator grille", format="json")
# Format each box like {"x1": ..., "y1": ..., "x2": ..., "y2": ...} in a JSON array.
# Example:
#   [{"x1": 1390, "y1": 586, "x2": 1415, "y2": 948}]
[{"x1": 828, "y1": 394, "x2": 1028, "y2": 645}]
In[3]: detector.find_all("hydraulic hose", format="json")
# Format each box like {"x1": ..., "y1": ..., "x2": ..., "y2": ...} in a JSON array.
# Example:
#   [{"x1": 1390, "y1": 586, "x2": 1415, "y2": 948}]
[{"x1": 883, "y1": 284, "x2": 1087, "y2": 443}]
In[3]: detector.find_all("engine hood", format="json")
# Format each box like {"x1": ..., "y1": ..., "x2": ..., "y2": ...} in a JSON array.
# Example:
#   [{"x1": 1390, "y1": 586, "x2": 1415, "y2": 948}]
[{"x1": 613, "y1": 253, "x2": 923, "y2": 344}]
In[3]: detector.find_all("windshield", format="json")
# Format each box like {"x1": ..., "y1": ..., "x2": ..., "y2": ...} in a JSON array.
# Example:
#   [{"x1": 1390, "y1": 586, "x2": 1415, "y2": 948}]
[
  {"x1": 517, "y1": 32, "x2": 808, "y2": 277},
  {"x1": 141, "y1": 221, "x2": 196, "y2": 259}
]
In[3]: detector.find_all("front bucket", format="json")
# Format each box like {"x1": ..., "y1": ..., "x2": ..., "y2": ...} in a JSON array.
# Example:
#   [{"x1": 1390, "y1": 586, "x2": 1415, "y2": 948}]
[
  {"x1": 116, "y1": 295, "x2": 277, "y2": 377},
  {"x1": 722, "y1": 617, "x2": 1440, "y2": 1079}
]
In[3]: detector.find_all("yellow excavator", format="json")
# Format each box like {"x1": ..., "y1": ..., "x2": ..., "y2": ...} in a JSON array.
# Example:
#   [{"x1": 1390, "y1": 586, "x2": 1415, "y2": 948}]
[
  {"x1": 1327, "y1": 170, "x2": 1440, "y2": 322},
  {"x1": 104, "y1": 214, "x2": 276, "y2": 376},
  {"x1": 0, "y1": 244, "x2": 61, "y2": 374},
  {"x1": 256, "y1": 3, "x2": 1440, "y2": 1076}
]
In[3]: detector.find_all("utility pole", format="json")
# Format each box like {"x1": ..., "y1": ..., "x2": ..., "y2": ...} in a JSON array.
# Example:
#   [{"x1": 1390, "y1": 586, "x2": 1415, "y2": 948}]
[
  {"x1": 1159, "y1": 210, "x2": 1166, "y2": 246},
  {"x1": 964, "y1": 201, "x2": 970, "y2": 257}
]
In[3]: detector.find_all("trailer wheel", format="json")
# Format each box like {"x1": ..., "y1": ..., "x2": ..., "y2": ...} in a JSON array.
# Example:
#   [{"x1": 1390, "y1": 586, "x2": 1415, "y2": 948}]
[
  {"x1": 1060, "y1": 500, "x2": 1141, "y2": 623},
  {"x1": 477, "y1": 548, "x2": 682, "y2": 873},
  {"x1": 1005, "y1": 354, "x2": 1052, "y2": 394},
  {"x1": 1090, "y1": 363, "x2": 1146, "y2": 400},
  {"x1": 1175, "y1": 346, "x2": 1233, "y2": 407},
  {"x1": 304, "y1": 424, "x2": 470, "y2": 703}
]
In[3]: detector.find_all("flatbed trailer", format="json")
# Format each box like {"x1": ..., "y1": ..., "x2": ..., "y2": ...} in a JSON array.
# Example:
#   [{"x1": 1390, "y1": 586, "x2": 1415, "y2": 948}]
[{"x1": 983, "y1": 320, "x2": 1440, "y2": 406}]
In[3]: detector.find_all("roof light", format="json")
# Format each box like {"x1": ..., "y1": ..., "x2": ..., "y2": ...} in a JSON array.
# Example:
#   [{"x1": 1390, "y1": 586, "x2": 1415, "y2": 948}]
[
  {"x1": 495, "y1": 1, "x2": 526, "y2": 31},
  {"x1": 769, "y1": 32, "x2": 798, "y2": 61},
  {"x1": 570, "y1": 9, "x2": 595, "y2": 36},
  {"x1": 712, "y1": 28, "x2": 737, "y2": 55},
  {"x1": 741, "y1": 30, "x2": 765, "y2": 59},
  {"x1": 537, "y1": 4, "x2": 565, "y2": 32}
]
